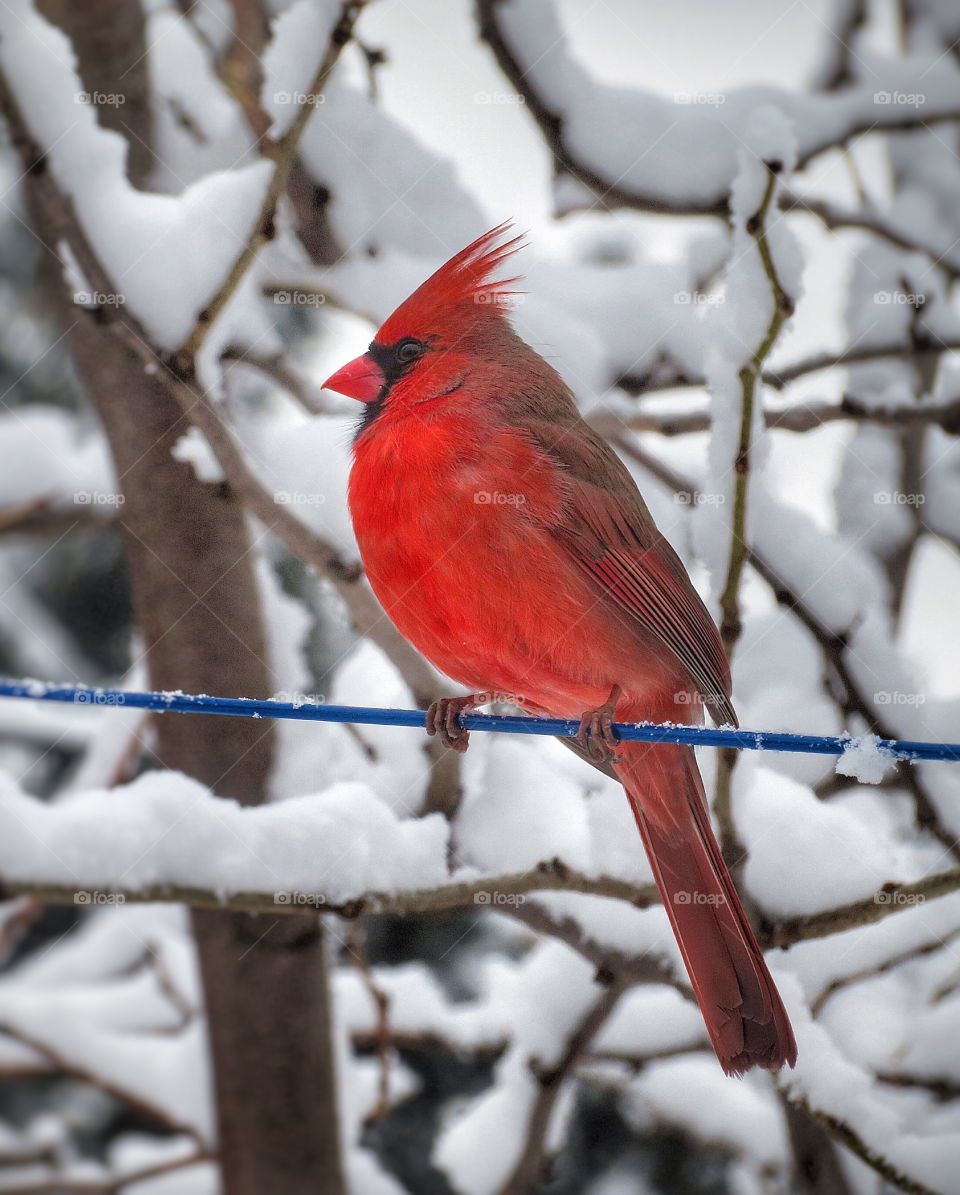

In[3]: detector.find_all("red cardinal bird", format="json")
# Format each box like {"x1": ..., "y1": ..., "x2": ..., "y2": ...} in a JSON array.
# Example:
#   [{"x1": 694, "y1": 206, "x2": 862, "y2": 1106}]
[{"x1": 324, "y1": 224, "x2": 797, "y2": 1075}]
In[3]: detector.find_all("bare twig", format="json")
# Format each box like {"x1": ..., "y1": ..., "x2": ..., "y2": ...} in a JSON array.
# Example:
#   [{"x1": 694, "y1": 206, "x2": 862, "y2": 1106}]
[
  {"x1": 0, "y1": 1152, "x2": 214, "y2": 1195},
  {"x1": 591, "y1": 393, "x2": 960, "y2": 439},
  {"x1": 223, "y1": 346, "x2": 333, "y2": 415},
  {"x1": 717, "y1": 165, "x2": 794, "y2": 651},
  {"x1": 616, "y1": 338, "x2": 960, "y2": 398},
  {"x1": 507, "y1": 898, "x2": 687, "y2": 990},
  {"x1": 0, "y1": 1018, "x2": 206, "y2": 1142},
  {"x1": 0, "y1": 498, "x2": 111, "y2": 537},
  {"x1": 714, "y1": 164, "x2": 794, "y2": 865},
  {"x1": 781, "y1": 189, "x2": 960, "y2": 280},
  {"x1": 794, "y1": 1098, "x2": 941, "y2": 1195},
  {"x1": 345, "y1": 921, "x2": 393, "y2": 1123},
  {"x1": 499, "y1": 977, "x2": 630, "y2": 1195}
]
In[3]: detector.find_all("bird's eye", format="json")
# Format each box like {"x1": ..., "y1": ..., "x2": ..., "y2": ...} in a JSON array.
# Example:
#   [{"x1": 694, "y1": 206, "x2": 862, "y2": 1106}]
[{"x1": 395, "y1": 338, "x2": 424, "y2": 365}]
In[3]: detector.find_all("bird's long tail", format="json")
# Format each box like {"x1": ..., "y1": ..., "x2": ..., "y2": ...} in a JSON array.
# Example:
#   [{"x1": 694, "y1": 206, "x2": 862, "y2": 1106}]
[{"x1": 614, "y1": 740, "x2": 797, "y2": 1075}]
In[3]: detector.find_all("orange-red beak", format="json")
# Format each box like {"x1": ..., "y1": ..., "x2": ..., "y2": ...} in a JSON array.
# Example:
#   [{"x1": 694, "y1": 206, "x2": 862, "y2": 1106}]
[{"x1": 322, "y1": 353, "x2": 385, "y2": 404}]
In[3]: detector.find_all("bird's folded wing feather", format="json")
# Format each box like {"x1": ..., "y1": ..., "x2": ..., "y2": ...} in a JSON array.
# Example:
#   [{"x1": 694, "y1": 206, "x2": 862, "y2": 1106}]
[{"x1": 525, "y1": 421, "x2": 737, "y2": 728}]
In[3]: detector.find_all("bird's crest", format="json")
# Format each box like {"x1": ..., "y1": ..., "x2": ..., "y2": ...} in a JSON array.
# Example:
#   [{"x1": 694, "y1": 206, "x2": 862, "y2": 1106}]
[{"x1": 376, "y1": 222, "x2": 525, "y2": 344}]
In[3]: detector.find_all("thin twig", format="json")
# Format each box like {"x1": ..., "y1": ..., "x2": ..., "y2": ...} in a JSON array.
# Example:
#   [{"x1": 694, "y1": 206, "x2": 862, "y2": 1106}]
[
  {"x1": 0, "y1": 1152, "x2": 214, "y2": 1195},
  {"x1": 499, "y1": 977, "x2": 630, "y2": 1195},
  {"x1": 345, "y1": 921, "x2": 393, "y2": 1123},
  {"x1": 714, "y1": 164, "x2": 794, "y2": 865},
  {"x1": 612, "y1": 436, "x2": 960, "y2": 863},
  {"x1": 591, "y1": 393, "x2": 960, "y2": 439},
  {"x1": 223, "y1": 346, "x2": 334, "y2": 415},
  {"x1": 616, "y1": 338, "x2": 960, "y2": 398},
  {"x1": 781, "y1": 189, "x2": 960, "y2": 280},
  {"x1": 794, "y1": 1098, "x2": 941, "y2": 1195},
  {"x1": 174, "y1": 1, "x2": 368, "y2": 364}
]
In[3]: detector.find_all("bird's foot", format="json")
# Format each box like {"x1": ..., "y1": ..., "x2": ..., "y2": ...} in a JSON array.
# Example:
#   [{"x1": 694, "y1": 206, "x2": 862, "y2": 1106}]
[
  {"x1": 576, "y1": 685, "x2": 624, "y2": 764},
  {"x1": 426, "y1": 691, "x2": 517, "y2": 753}
]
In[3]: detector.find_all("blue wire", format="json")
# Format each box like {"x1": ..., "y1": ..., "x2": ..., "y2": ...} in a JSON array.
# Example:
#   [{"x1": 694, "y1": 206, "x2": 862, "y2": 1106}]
[{"x1": 0, "y1": 679, "x2": 956, "y2": 763}]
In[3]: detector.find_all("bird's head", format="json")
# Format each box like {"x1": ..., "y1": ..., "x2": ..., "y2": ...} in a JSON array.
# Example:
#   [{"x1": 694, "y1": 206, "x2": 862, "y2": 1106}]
[{"x1": 322, "y1": 223, "x2": 525, "y2": 426}]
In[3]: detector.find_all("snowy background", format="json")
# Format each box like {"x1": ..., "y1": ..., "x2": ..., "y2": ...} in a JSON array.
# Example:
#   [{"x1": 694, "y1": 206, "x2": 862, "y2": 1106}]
[{"x1": 1, "y1": 0, "x2": 960, "y2": 1192}]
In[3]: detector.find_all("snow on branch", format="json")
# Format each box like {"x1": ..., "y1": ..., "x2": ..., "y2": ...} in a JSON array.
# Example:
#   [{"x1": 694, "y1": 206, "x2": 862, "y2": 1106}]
[
  {"x1": 174, "y1": 0, "x2": 368, "y2": 367},
  {"x1": 0, "y1": 771, "x2": 957, "y2": 955},
  {"x1": 477, "y1": 0, "x2": 960, "y2": 215}
]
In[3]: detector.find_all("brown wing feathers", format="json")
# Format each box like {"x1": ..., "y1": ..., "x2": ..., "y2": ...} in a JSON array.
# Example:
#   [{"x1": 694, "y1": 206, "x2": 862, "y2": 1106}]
[{"x1": 526, "y1": 418, "x2": 737, "y2": 727}]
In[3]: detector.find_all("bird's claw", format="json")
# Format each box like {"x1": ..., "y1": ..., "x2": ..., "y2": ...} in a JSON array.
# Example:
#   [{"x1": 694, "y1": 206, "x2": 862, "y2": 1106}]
[
  {"x1": 426, "y1": 691, "x2": 517, "y2": 753},
  {"x1": 576, "y1": 686, "x2": 623, "y2": 765},
  {"x1": 426, "y1": 697, "x2": 472, "y2": 752}
]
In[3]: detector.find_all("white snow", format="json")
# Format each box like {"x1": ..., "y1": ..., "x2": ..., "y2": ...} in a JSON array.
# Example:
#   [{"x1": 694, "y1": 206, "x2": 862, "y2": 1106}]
[
  {"x1": 261, "y1": 0, "x2": 342, "y2": 139},
  {"x1": 836, "y1": 734, "x2": 899, "y2": 784},
  {"x1": 0, "y1": 0, "x2": 272, "y2": 351},
  {"x1": 0, "y1": 771, "x2": 449, "y2": 902}
]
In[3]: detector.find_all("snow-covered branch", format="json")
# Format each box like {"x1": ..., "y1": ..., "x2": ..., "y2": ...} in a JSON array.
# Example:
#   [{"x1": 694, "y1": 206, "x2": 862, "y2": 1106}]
[{"x1": 173, "y1": 0, "x2": 368, "y2": 366}]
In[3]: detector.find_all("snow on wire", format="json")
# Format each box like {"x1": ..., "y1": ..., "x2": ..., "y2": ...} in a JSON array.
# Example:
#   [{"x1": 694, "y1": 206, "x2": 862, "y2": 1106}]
[{"x1": 0, "y1": 678, "x2": 958, "y2": 766}]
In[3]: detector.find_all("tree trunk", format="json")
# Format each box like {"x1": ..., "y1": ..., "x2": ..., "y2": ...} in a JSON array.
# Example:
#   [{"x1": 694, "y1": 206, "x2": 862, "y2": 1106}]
[{"x1": 19, "y1": 4, "x2": 347, "y2": 1190}]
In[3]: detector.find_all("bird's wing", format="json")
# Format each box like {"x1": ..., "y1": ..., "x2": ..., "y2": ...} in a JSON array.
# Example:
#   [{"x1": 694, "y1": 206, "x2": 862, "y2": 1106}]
[{"x1": 524, "y1": 418, "x2": 737, "y2": 728}]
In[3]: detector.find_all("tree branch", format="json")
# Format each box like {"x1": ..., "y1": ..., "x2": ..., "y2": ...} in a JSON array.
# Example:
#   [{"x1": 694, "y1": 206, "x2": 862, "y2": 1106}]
[
  {"x1": 475, "y1": 0, "x2": 960, "y2": 228},
  {"x1": 616, "y1": 338, "x2": 960, "y2": 398},
  {"x1": 0, "y1": 865, "x2": 659, "y2": 920},
  {"x1": 499, "y1": 977, "x2": 631, "y2": 1195},
  {"x1": 795, "y1": 1098, "x2": 941, "y2": 1195},
  {"x1": 714, "y1": 165, "x2": 794, "y2": 867},
  {"x1": 763, "y1": 869, "x2": 960, "y2": 949},
  {"x1": 223, "y1": 346, "x2": 334, "y2": 415},
  {"x1": 612, "y1": 434, "x2": 960, "y2": 863},
  {"x1": 781, "y1": 189, "x2": 960, "y2": 280},
  {"x1": 0, "y1": 1153, "x2": 214, "y2": 1195},
  {"x1": 174, "y1": 0, "x2": 367, "y2": 364},
  {"x1": 591, "y1": 393, "x2": 960, "y2": 439}
]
